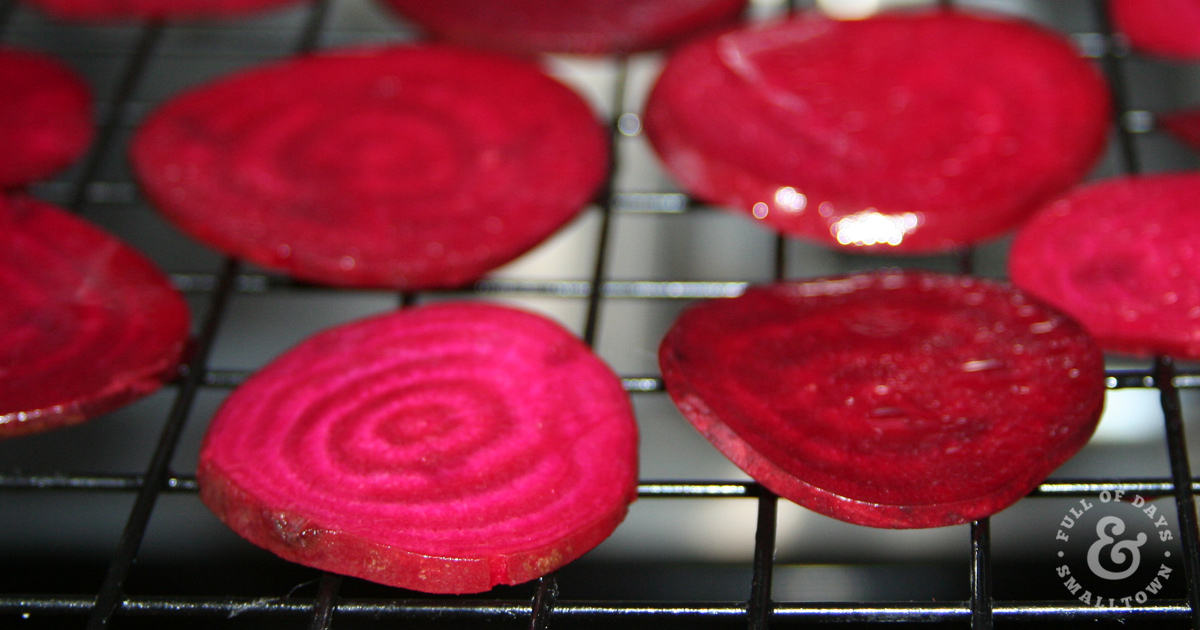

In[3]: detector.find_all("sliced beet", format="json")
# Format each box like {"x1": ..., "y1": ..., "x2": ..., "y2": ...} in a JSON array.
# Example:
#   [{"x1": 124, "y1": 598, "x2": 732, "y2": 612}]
[
  {"x1": 1159, "y1": 109, "x2": 1200, "y2": 151},
  {"x1": 1110, "y1": 0, "x2": 1200, "y2": 59},
  {"x1": 659, "y1": 271, "x2": 1105, "y2": 528},
  {"x1": 198, "y1": 302, "x2": 638, "y2": 594},
  {"x1": 380, "y1": 0, "x2": 748, "y2": 55},
  {"x1": 0, "y1": 195, "x2": 190, "y2": 438},
  {"x1": 0, "y1": 47, "x2": 92, "y2": 190},
  {"x1": 19, "y1": 0, "x2": 302, "y2": 21},
  {"x1": 643, "y1": 10, "x2": 1111, "y2": 253},
  {"x1": 1009, "y1": 173, "x2": 1200, "y2": 360},
  {"x1": 131, "y1": 45, "x2": 608, "y2": 290}
]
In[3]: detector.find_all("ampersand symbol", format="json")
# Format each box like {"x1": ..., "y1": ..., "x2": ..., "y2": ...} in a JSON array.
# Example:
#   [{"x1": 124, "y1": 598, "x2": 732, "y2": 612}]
[{"x1": 1087, "y1": 515, "x2": 1148, "y2": 580}]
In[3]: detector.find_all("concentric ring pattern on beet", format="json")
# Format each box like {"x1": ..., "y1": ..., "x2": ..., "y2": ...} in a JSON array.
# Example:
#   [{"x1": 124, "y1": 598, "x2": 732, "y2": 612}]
[
  {"x1": 643, "y1": 9, "x2": 1112, "y2": 253},
  {"x1": 132, "y1": 45, "x2": 609, "y2": 290},
  {"x1": 19, "y1": 0, "x2": 302, "y2": 21},
  {"x1": 0, "y1": 47, "x2": 92, "y2": 190},
  {"x1": 380, "y1": 0, "x2": 748, "y2": 55},
  {"x1": 0, "y1": 195, "x2": 191, "y2": 439},
  {"x1": 1110, "y1": 0, "x2": 1200, "y2": 59},
  {"x1": 1010, "y1": 173, "x2": 1200, "y2": 360},
  {"x1": 659, "y1": 271, "x2": 1106, "y2": 528},
  {"x1": 198, "y1": 302, "x2": 638, "y2": 594}
]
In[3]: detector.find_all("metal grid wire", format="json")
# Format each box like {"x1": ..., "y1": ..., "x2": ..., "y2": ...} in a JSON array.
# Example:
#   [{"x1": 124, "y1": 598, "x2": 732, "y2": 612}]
[{"x1": 2, "y1": 0, "x2": 1200, "y2": 628}]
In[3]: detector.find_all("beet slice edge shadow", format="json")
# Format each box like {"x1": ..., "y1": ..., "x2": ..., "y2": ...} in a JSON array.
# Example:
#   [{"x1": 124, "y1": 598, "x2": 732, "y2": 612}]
[
  {"x1": 659, "y1": 271, "x2": 1106, "y2": 528},
  {"x1": 197, "y1": 302, "x2": 639, "y2": 593}
]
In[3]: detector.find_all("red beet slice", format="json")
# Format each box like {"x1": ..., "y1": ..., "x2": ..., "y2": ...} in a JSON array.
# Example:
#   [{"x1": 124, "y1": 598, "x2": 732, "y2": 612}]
[
  {"x1": 643, "y1": 10, "x2": 1111, "y2": 253},
  {"x1": 0, "y1": 47, "x2": 92, "y2": 190},
  {"x1": 1009, "y1": 173, "x2": 1200, "y2": 360},
  {"x1": 132, "y1": 45, "x2": 608, "y2": 290},
  {"x1": 1159, "y1": 109, "x2": 1200, "y2": 151},
  {"x1": 1110, "y1": 0, "x2": 1200, "y2": 59},
  {"x1": 19, "y1": 0, "x2": 302, "y2": 21},
  {"x1": 380, "y1": 0, "x2": 748, "y2": 55},
  {"x1": 0, "y1": 195, "x2": 190, "y2": 438},
  {"x1": 198, "y1": 302, "x2": 638, "y2": 594},
  {"x1": 659, "y1": 271, "x2": 1105, "y2": 528}
]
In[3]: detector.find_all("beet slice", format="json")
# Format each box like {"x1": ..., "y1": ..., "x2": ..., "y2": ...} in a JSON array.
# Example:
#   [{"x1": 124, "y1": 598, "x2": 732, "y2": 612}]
[
  {"x1": 1110, "y1": 0, "x2": 1200, "y2": 59},
  {"x1": 0, "y1": 195, "x2": 190, "y2": 438},
  {"x1": 131, "y1": 45, "x2": 608, "y2": 290},
  {"x1": 198, "y1": 302, "x2": 638, "y2": 594},
  {"x1": 643, "y1": 10, "x2": 1111, "y2": 253},
  {"x1": 380, "y1": 0, "x2": 748, "y2": 55},
  {"x1": 0, "y1": 47, "x2": 92, "y2": 190},
  {"x1": 19, "y1": 0, "x2": 302, "y2": 21},
  {"x1": 659, "y1": 271, "x2": 1105, "y2": 528},
  {"x1": 1009, "y1": 173, "x2": 1200, "y2": 360},
  {"x1": 1159, "y1": 109, "x2": 1200, "y2": 151}
]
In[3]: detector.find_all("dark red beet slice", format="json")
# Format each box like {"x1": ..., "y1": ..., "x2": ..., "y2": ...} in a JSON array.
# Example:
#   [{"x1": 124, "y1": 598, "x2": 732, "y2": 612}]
[
  {"x1": 380, "y1": 0, "x2": 748, "y2": 55},
  {"x1": 643, "y1": 10, "x2": 1111, "y2": 253},
  {"x1": 1010, "y1": 173, "x2": 1200, "y2": 360},
  {"x1": 1159, "y1": 109, "x2": 1200, "y2": 151},
  {"x1": 131, "y1": 45, "x2": 608, "y2": 290},
  {"x1": 659, "y1": 271, "x2": 1105, "y2": 528},
  {"x1": 198, "y1": 302, "x2": 638, "y2": 594},
  {"x1": 0, "y1": 47, "x2": 92, "y2": 190},
  {"x1": 1110, "y1": 0, "x2": 1200, "y2": 59},
  {"x1": 0, "y1": 195, "x2": 190, "y2": 438},
  {"x1": 19, "y1": 0, "x2": 302, "y2": 21}
]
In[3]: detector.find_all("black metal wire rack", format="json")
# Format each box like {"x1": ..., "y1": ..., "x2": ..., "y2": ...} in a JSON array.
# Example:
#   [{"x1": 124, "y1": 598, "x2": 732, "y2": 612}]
[{"x1": 2, "y1": 0, "x2": 1200, "y2": 628}]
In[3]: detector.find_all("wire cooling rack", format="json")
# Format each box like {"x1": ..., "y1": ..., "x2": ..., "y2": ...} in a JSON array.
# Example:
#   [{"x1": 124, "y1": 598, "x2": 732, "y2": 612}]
[{"x1": 2, "y1": 0, "x2": 1200, "y2": 628}]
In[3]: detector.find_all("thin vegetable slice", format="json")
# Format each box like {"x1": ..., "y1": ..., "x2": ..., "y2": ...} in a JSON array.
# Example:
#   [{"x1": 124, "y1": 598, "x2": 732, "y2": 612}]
[
  {"x1": 0, "y1": 47, "x2": 92, "y2": 190},
  {"x1": 380, "y1": 0, "x2": 748, "y2": 55},
  {"x1": 659, "y1": 271, "x2": 1105, "y2": 528},
  {"x1": 1110, "y1": 0, "x2": 1200, "y2": 59},
  {"x1": 198, "y1": 302, "x2": 638, "y2": 594},
  {"x1": 1010, "y1": 173, "x2": 1200, "y2": 359},
  {"x1": 19, "y1": 0, "x2": 302, "y2": 21},
  {"x1": 0, "y1": 195, "x2": 190, "y2": 438},
  {"x1": 132, "y1": 45, "x2": 608, "y2": 290},
  {"x1": 1159, "y1": 109, "x2": 1200, "y2": 152},
  {"x1": 643, "y1": 10, "x2": 1111, "y2": 253}
]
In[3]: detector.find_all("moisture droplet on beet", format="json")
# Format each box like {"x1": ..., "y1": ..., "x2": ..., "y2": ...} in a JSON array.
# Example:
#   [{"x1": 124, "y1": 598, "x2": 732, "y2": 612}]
[
  {"x1": 380, "y1": 0, "x2": 748, "y2": 55},
  {"x1": 0, "y1": 195, "x2": 191, "y2": 438},
  {"x1": 643, "y1": 9, "x2": 1111, "y2": 253},
  {"x1": 1109, "y1": 0, "x2": 1200, "y2": 59},
  {"x1": 18, "y1": 0, "x2": 303, "y2": 21},
  {"x1": 198, "y1": 302, "x2": 639, "y2": 594},
  {"x1": 0, "y1": 47, "x2": 92, "y2": 190},
  {"x1": 659, "y1": 270, "x2": 1105, "y2": 528},
  {"x1": 1009, "y1": 173, "x2": 1200, "y2": 360},
  {"x1": 131, "y1": 45, "x2": 608, "y2": 290}
]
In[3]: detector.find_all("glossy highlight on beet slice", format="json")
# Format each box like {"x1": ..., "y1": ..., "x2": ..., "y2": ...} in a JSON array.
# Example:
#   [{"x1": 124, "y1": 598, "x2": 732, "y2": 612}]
[
  {"x1": 132, "y1": 45, "x2": 608, "y2": 289},
  {"x1": 381, "y1": 0, "x2": 748, "y2": 55},
  {"x1": 0, "y1": 47, "x2": 92, "y2": 190},
  {"x1": 19, "y1": 0, "x2": 302, "y2": 21},
  {"x1": 198, "y1": 302, "x2": 638, "y2": 594},
  {"x1": 659, "y1": 271, "x2": 1105, "y2": 528},
  {"x1": 1110, "y1": 0, "x2": 1200, "y2": 59},
  {"x1": 0, "y1": 195, "x2": 190, "y2": 438},
  {"x1": 1010, "y1": 173, "x2": 1200, "y2": 360},
  {"x1": 643, "y1": 10, "x2": 1111, "y2": 253}
]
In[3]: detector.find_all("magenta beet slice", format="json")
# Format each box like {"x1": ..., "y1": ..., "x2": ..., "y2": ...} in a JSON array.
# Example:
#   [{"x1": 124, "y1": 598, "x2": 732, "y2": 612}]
[
  {"x1": 381, "y1": 0, "x2": 747, "y2": 55},
  {"x1": 643, "y1": 10, "x2": 1111, "y2": 253},
  {"x1": 1010, "y1": 173, "x2": 1200, "y2": 360},
  {"x1": 0, "y1": 195, "x2": 190, "y2": 438},
  {"x1": 198, "y1": 302, "x2": 638, "y2": 594},
  {"x1": 1110, "y1": 0, "x2": 1200, "y2": 59},
  {"x1": 19, "y1": 0, "x2": 302, "y2": 21},
  {"x1": 659, "y1": 271, "x2": 1105, "y2": 528},
  {"x1": 132, "y1": 45, "x2": 608, "y2": 289},
  {"x1": 0, "y1": 47, "x2": 92, "y2": 190}
]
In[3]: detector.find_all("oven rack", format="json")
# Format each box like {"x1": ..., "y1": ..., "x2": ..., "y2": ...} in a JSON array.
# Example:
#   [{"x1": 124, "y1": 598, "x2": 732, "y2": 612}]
[{"x1": 1, "y1": 0, "x2": 1199, "y2": 628}]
